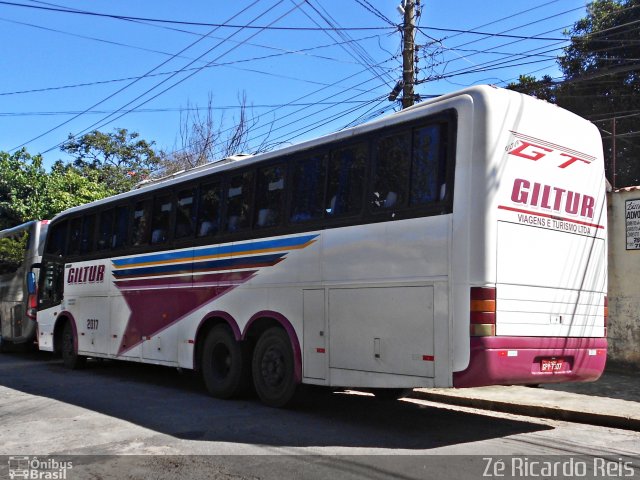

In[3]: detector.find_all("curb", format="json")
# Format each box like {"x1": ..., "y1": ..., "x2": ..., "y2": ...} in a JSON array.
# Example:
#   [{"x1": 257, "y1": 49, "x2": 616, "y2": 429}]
[{"x1": 410, "y1": 390, "x2": 640, "y2": 432}]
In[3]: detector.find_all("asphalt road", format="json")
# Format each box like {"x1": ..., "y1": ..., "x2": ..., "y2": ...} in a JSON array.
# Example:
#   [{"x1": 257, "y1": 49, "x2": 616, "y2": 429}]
[{"x1": 0, "y1": 351, "x2": 638, "y2": 479}]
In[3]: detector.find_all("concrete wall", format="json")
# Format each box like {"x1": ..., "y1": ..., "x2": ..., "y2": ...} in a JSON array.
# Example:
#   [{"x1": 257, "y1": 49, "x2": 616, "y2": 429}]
[{"x1": 607, "y1": 188, "x2": 640, "y2": 369}]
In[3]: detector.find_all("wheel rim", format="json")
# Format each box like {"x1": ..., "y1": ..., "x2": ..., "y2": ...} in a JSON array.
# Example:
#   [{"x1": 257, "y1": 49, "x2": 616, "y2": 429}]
[{"x1": 260, "y1": 345, "x2": 285, "y2": 388}]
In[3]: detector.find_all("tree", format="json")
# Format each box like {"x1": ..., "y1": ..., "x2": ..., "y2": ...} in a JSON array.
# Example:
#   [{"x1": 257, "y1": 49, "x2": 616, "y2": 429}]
[
  {"x1": 507, "y1": 0, "x2": 640, "y2": 187},
  {"x1": 0, "y1": 150, "x2": 113, "y2": 230},
  {"x1": 159, "y1": 92, "x2": 259, "y2": 177},
  {"x1": 0, "y1": 150, "x2": 50, "y2": 229},
  {"x1": 61, "y1": 128, "x2": 161, "y2": 192}
]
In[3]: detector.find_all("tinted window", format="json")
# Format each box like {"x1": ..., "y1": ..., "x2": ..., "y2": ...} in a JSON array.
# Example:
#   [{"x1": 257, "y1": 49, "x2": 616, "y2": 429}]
[
  {"x1": 131, "y1": 200, "x2": 152, "y2": 246},
  {"x1": 326, "y1": 143, "x2": 366, "y2": 217},
  {"x1": 150, "y1": 194, "x2": 172, "y2": 245},
  {"x1": 197, "y1": 182, "x2": 221, "y2": 238},
  {"x1": 68, "y1": 217, "x2": 83, "y2": 255},
  {"x1": 97, "y1": 209, "x2": 114, "y2": 251},
  {"x1": 80, "y1": 214, "x2": 96, "y2": 254},
  {"x1": 225, "y1": 171, "x2": 253, "y2": 232},
  {"x1": 46, "y1": 221, "x2": 67, "y2": 256},
  {"x1": 255, "y1": 164, "x2": 285, "y2": 228},
  {"x1": 290, "y1": 153, "x2": 327, "y2": 223},
  {"x1": 114, "y1": 205, "x2": 129, "y2": 249},
  {"x1": 372, "y1": 132, "x2": 410, "y2": 210},
  {"x1": 411, "y1": 124, "x2": 444, "y2": 205},
  {"x1": 39, "y1": 259, "x2": 64, "y2": 308},
  {"x1": 175, "y1": 188, "x2": 196, "y2": 239}
]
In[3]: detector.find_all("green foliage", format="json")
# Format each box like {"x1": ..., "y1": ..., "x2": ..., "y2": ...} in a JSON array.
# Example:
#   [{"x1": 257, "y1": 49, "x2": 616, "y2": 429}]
[
  {"x1": 0, "y1": 150, "x2": 114, "y2": 230},
  {"x1": 507, "y1": 0, "x2": 640, "y2": 187},
  {"x1": 61, "y1": 128, "x2": 161, "y2": 192},
  {"x1": 0, "y1": 232, "x2": 28, "y2": 274},
  {"x1": 0, "y1": 150, "x2": 48, "y2": 229}
]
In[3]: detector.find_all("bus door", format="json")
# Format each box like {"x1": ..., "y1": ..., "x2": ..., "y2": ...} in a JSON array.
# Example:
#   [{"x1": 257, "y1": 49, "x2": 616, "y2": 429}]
[
  {"x1": 37, "y1": 257, "x2": 65, "y2": 351},
  {"x1": 65, "y1": 261, "x2": 110, "y2": 356}
]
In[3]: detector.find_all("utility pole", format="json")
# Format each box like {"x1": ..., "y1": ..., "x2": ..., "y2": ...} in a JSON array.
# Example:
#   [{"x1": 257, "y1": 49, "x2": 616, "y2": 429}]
[{"x1": 401, "y1": 0, "x2": 416, "y2": 109}]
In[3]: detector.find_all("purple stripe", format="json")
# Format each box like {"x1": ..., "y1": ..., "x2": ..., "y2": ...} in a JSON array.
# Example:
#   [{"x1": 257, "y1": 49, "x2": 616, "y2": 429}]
[{"x1": 114, "y1": 271, "x2": 257, "y2": 290}]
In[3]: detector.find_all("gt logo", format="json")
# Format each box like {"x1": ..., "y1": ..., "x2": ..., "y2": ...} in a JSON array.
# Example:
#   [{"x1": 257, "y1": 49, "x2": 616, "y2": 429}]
[{"x1": 506, "y1": 132, "x2": 596, "y2": 169}]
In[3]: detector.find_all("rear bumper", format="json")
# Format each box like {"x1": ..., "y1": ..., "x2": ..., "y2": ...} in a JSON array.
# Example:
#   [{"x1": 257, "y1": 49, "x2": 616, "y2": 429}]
[{"x1": 453, "y1": 336, "x2": 607, "y2": 388}]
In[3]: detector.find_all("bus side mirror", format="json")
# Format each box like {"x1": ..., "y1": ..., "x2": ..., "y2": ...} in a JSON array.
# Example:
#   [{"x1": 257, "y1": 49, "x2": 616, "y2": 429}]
[{"x1": 26, "y1": 271, "x2": 37, "y2": 295}]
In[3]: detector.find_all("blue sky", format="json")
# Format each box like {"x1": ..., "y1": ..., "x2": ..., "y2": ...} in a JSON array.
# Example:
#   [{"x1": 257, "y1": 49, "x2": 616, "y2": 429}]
[{"x1": 0, "y1": 0, "x2": 589, "y2": 168}]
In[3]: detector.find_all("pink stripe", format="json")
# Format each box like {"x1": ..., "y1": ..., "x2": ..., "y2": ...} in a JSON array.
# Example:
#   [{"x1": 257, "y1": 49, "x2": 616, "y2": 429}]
[{"x1": 510, "y1": 131, "x2": 596, "y2": 161}]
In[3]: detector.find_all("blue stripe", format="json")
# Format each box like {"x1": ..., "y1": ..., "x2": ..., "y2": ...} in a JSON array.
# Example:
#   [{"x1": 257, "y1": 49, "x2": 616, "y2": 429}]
[
  {"x1": 113, "y1": 253, "x2": 285, "y2": 279},
  {"x1": 112, "y1": 234, "x2": 318, "y2": 268}
]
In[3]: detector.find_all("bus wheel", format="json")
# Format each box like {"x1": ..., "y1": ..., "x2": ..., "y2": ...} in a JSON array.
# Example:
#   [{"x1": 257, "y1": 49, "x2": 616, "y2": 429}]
[
  {"x1": 371, "y1": 388, "x2": 412, "y2": 401},
  {"x1": 252, "y1": 327, "x2": 297, "y2": 408},
  {"x1": 61, "y1": 321, "x2": 86, "y2": 370},
  {"x1": 202, "y1": 324, "x2": 247, "y2": 399}
]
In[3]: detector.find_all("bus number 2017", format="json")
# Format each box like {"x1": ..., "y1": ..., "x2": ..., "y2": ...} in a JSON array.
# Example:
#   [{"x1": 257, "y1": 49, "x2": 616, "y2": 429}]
[{"x1": 87, "y1": 319, "x2": 99, "y2": 330}]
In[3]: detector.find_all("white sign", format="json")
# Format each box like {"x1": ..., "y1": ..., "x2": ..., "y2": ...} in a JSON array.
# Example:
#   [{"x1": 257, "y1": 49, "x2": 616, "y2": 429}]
[{"x1": 626, "y1": 199, "x2": 640, "y2": 250}]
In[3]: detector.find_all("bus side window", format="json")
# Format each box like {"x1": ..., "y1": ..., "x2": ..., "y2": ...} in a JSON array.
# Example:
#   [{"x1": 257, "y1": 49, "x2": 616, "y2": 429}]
[
  {"x1": 68, "y1": 217, "x2": 83, "y2": 256},
  {"x1": 197, "y1": 182, "x2": 221, "y2": 238},
  {"x1": 410, "y1": 124, "x2": 443, "y2": 205},
  {"x1": 255, "y1": 164, "x2": 285, "y2": 228},
  {"x1": 80, "y1": 214, "x2": 96, "y2": 254},
  {"x1": 371, "y1": 132, "x2": 410, "y2": 210},
  {"x1": 46, "y1": 221, "x2": 68, "y2": 256},
  {"x1": 175, "y1": 188, "x2": 196, "y2": 239},
  {"x1": 131, "y1": 200, "x2": 152, "y2": 247},
  {"x1": 97, "y1": 209, "x2": 114, "y2": 251},
  {"x1": 40, "y1": 260, "x2": 64, "y2": 307},
  {"x1": 225, "y1": 171, "x2": 253, "y2": 233},
  {"x1": 150, "y1": 194, "x2": 173, "y2": 245},
  {"x1": 290, "y1": 153, "x2": 327, "y2": 223},
  {"x1": 326, "y1": 143, "x2": 366, "y2": 217},
  {"x1": 114, "y1": 205, "x2": 129, "y2": 249}
]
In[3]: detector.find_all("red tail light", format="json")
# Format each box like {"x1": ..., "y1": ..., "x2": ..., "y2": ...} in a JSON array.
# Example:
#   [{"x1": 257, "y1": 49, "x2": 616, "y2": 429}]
[
  {"x1": 26, "y1": 291, "x2": 37, "y2": 320},
  {"x1": 470, "y1": 287, "x2": 496, "y2": 336}
]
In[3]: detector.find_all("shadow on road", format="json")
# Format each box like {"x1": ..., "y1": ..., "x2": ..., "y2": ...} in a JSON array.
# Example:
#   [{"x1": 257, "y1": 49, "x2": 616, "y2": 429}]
[{"x1": 0, "y1": 351, "x2": 553, "y2": 450}]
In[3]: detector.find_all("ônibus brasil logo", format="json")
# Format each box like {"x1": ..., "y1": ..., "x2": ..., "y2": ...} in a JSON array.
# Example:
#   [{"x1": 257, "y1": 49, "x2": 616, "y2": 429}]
[{"x1": 7, "y1": 456, "x2": 72, "y2": 479}]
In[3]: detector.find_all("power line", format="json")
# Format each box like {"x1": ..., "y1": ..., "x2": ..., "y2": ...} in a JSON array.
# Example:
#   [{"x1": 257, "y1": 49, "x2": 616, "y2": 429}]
[
  {"x1": 353, "y1": 0, "x2": 396, "y2": 27},
  {"x1": 0, "y1": 1, "x2": 394, "y2": 30},
  {"x1": 0, "y1": 100, "x2": 378, "y2": 116},
  {"x1": 41, "y1": 0, "x2": 306, "y2": 154},
  {"x1": 10, "y1": 0, "x2": 264, "y2": 152},
  {"x1": 302, "y1": 0, "x2": 394, "y2": 88}
]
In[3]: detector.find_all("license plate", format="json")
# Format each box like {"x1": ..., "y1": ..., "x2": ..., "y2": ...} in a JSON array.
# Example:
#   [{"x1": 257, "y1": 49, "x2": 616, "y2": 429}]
[{"x1": 541, "y1": 358, "x2": 564, "y2": 372}]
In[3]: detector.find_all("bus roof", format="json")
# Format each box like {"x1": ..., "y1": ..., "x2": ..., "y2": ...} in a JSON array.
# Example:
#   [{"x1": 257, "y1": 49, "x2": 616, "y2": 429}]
[{"x1": 0, "y1": 220, "x2": 48, "y2": 238}]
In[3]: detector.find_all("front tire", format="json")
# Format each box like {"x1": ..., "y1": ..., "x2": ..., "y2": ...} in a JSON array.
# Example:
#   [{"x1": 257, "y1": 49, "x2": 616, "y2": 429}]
[
  {"x1": 252, "y1": 327, "x2": 298, "y2": 408},
  {"x1": 61, "y1": 321, "x2": 86, "y2": 369},
  {"x1": 202, "y1": 324, "x2": 248, "y2": 399}
]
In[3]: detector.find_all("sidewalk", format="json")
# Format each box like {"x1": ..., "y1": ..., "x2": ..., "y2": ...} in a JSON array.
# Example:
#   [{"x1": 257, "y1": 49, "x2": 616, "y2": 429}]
[{"x1": 411, "y1": 368, "x2": 640, "y2": 431}]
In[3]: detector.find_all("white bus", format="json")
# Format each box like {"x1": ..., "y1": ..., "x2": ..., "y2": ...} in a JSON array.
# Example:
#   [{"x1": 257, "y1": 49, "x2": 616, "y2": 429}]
[
  {"x1": 1, "y1": 220, "x2": 48, "y2": 351},
  {"x1": 33, "y1": 86, "x2": 607, "y2": 407}
]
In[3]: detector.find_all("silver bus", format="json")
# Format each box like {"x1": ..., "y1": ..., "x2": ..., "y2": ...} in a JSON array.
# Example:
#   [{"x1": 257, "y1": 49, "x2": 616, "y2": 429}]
[{"x1": 0, "y1": 220, "x2": 48, "y2": 351}]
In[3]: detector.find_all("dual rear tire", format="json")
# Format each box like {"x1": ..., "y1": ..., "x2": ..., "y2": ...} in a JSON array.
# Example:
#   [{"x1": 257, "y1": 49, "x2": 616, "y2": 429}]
[{"x1": 202, "y1": 325, "x2": 297, "y2": 408}]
